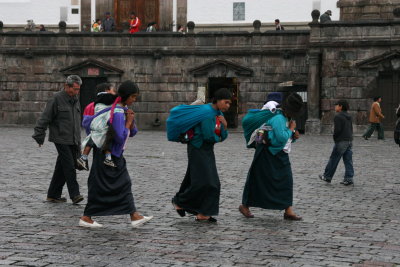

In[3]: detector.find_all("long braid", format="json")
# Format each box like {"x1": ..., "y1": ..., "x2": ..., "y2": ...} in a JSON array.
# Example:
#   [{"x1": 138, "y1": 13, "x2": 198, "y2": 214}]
[{"x1": 109, "y1": 96, "x2": 121, "y2": 125}]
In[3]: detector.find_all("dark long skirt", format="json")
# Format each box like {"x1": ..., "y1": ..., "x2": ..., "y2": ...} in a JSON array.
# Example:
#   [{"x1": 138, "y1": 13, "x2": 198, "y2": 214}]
[
  {"x1": 173, "y1": 143, "x2": 220, "y2": 216},
  {"x1": 242, "y1": 145, "x2": 293, "y2": 210},
  {"x1": 83, "y1": 147, "x2": 136, "y2": 216}
]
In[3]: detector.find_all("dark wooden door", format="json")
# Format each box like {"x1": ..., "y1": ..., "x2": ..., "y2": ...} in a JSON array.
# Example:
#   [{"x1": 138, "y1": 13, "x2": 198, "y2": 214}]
[
  {"x1": 207, "y1": 77, "x2": 239, "y2": 128},
  {"x1": 115, "y1": 0, "x2": 159, "y2": 31},
  {"x1": 377, "y1": 72, "x2": 400, "y2": 130},
  {"x1": 79, "y1": 78, "x2": 107, "y2": 115}
]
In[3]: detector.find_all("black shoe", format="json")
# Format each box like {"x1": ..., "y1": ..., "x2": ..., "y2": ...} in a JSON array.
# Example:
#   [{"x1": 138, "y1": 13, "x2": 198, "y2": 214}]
[
  {"x1": 319, "y1": 174, "x2": 331, "y2": 183},
  {"x1": 171, "y1": 198, "x2": 185, "y2": 217},
  {"x1": 195, "y1": 217, "x2": 217, "y2": 223},
  {"x1": 342, "y1": 181, "x2": 354, "y2": 186},
  {"x1": 77, "y1": 157, "x2": 89, "y2": 171},
  {"x1": 72, "y1": 195, "x2": 84, "y2": 204},
  {"x1": 363, "y1": 136, "x2": 368, "y2": 140},
  {"x1": 104, "y1": 158, "x2": 117, "y2": 168},
  {"x1": 46, "y1": 197, "x2": 67, "y2": 203}
]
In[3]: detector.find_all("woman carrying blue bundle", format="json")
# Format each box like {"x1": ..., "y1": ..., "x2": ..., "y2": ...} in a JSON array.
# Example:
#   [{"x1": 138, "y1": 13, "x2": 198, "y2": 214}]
[
  {"x1": 171, "y1": 88, "x2": 232, "y2": 222},
  {"x1": 239, "y1": 93, "x2": 303, "y2": 221}
]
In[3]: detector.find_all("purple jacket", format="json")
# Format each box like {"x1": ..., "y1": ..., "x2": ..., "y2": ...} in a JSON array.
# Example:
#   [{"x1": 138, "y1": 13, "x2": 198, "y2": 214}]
[{"x1": 110, "y1": 111, "x2": 138, "y2": 157}]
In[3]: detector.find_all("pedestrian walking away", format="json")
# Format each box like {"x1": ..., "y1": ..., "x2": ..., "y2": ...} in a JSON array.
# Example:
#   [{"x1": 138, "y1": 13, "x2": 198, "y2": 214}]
[
  {"x1": 79, "y1": 80, "x2": 153, "y2": 228},
  {"x1": 240, "y1": 93, "x2": 303, "y2": 220},
  {"x1": 32, "y1": 75, "x2": 84, "y2": 204},
  {"x1": 319, "y1": 100, "x2": 354, "y2": 185},
  {"x1": 362, "y1": 96, "x2": 385, "y2": 140},
  {"x1": 168, "y1": 88, "x2": 232, "y2": 223}
]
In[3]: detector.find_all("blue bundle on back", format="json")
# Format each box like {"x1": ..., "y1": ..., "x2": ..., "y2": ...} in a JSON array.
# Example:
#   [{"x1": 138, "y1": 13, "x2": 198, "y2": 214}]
[
  {"x1": 167, "y1": 104, "x2": 219, "y2": 142},
  {"x1": 242, "y1": 109, "x2": 277, "y2": 147}
]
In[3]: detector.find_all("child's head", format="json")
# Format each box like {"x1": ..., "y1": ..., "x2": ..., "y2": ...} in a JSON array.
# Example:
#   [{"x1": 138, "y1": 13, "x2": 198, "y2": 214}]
[
  {"x1": 118, "y1": 80, "x2": 140, "y2": 105},
  {"x1": 96, "y1": 83, "x2": 116, "y2": 95}
]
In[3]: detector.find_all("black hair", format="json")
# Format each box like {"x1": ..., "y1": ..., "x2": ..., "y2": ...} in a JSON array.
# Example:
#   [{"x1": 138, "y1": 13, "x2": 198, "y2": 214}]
[
  {"x1": 282, "y1": 93, "x2": 303, "y2": 117},
  {"x1": 148, "y1": 22, "x2": 156, "y2": 26},
  {"x1": 118, "y1": 80, "x2": 139, "y2": 102},
  {"x1": 275, "y1": 19, "x2": 280, "y2": 23},
  {"x1": 130, "y1": 12, "x2": 136, "y2": 16},
  {"x1": 212, "y1": 88, "x2": 232, "y2": 104},
  {"x1": 96, "y1": 82, "x2": 112, "y2": 94},
  {"x1": 336, "y1": 100, "x2": 349, "y2": 111},
  {"x1": 373, "y1": 96, "x2": 381, "y2": 101}
]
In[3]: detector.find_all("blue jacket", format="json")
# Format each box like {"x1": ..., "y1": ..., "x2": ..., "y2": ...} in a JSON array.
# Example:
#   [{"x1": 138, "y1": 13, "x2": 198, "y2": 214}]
[{"x1": 267, "y1": 112, "x2": 293, "y2": 155}]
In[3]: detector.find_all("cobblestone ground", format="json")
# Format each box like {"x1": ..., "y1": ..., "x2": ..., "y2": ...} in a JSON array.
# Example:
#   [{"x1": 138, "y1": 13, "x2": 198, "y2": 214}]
[{"x1": 0, "y1": 127, "x2": 400, "y2": 267}]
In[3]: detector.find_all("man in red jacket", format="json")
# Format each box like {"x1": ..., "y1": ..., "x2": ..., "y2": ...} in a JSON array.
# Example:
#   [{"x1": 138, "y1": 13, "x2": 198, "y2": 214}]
[{"x1": 129, "y1": 12, "x2": 141, "y2": 34}]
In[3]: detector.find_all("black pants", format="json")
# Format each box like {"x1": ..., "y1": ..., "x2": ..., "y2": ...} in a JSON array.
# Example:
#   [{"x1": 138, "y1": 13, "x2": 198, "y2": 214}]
[{"x1": 47, "y1": 143, "x2": 81, "y2": 200}]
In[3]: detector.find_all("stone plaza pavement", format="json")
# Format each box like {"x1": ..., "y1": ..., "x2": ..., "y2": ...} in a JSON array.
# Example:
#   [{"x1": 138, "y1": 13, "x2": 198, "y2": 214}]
[{"x1": 0, "y1": 127, "x2": 399, "y2": 267}]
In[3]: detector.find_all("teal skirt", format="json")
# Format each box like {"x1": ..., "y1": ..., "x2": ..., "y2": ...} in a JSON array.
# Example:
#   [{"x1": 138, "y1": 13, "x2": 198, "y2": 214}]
[
  {"x1": 173, "y1": 143, "x2": 220, "y2": 216},
  {"x1": 242, "y1": 145, "x2": 293, "y2": 210}
]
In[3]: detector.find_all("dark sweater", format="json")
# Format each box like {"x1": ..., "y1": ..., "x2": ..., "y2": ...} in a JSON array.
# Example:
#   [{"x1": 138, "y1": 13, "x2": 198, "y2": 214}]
[{"x1": 333, "y1": 111, "x2": 353, "y2": 142}]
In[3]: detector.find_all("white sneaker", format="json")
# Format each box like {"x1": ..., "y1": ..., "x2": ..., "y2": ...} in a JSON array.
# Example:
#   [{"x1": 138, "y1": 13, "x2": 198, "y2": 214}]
[
  {"x1": 131, "y1": 216, "x2": 153, "y2": 228},
  {"x1": 79, "y1": 219, "x2": 103, "y2": 228}
]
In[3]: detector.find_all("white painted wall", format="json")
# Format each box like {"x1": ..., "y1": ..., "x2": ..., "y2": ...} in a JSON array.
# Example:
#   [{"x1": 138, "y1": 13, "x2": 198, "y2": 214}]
[
  {"x1": 0, "y1": 0, "x2": 80, "y2": 25},
  {"x1": 187, "y1": 0, "x2": 339, "y2": 24}
]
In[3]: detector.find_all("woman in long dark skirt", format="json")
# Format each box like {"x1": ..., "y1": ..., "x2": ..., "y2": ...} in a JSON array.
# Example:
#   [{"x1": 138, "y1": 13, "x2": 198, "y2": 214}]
[
  {"x1": 172, "y1": 88, "x2": 232, "y2": 222},
  {"x1": 79, "y1": 80, "x2": 153, "y2": 228},
  {"x1": 239, "y1": 93, "x2": 304, "y2": 221}
]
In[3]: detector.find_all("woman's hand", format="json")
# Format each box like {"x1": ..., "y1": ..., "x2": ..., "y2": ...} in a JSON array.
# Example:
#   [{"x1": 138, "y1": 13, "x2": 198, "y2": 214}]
[
  {"x1": 293, "y1": 130, "x2": 300, "y2": 140},
  {"x1": 288, "y1": 120, "x2": 296, "y2": 131},
  {"x1": 218, "y1": 116, "x2": 228, "y2": 129},
  {"x1": 125, "y1": 109, "x2": 135, "y2": 128}
]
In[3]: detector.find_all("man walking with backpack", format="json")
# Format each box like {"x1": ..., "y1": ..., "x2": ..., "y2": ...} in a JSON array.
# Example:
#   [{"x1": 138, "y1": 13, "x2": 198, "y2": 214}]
[{"x1": 319, "y1": 100, "x2": 354, "y2": 186}]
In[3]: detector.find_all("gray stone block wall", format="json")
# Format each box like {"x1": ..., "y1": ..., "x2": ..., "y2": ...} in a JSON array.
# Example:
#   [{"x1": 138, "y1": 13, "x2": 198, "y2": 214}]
[{"x1": 0, "y1": 31, "x2": 310, "y2": 129}]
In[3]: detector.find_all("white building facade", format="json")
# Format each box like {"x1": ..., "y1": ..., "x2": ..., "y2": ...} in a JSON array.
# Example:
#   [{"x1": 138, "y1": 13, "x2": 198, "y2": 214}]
[
  {"x1": 188, "y1": 0, "x2": 339, "y2": 24},
  {"x1": 0, "y1": 0, "x2": 80, "y2": 30},
  {"x1": 188, "y1": 0, "x2": 339, "y2": 31}
]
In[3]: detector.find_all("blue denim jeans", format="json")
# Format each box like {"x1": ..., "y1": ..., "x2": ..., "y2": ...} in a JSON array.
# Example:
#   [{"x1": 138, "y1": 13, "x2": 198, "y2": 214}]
[{"x1": 323, "y1": 141, "x2": 354, "y2": 182}]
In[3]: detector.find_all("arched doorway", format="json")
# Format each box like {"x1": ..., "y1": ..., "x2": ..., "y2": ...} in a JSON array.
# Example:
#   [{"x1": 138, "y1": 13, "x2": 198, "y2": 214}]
[
  {"x1": 377, "y1": 71, "x2": 400, "y2": 130},
  {"x1": 207, "y1": 77, "x2": 239, "y2": 128}
]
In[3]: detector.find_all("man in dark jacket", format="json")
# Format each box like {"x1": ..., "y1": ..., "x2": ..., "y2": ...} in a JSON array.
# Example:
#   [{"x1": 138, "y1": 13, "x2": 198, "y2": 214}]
[
  {"x1": 32, "y1": 75, "x2": 84, "y2": 203},
  {"x1": 319, "y1": 100, "x2": 354, "y2": 185},
  {"x1": 101, "y1": 12, "x2": 115, "y2": 32},
  {"x1": 320, "y1": 10, "x2": 332, "y2": 23}
]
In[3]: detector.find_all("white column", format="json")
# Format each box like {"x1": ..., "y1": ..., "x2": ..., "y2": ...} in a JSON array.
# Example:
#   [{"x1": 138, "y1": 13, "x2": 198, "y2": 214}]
[
  {"x1": 173, "y1": 0, "x2": 177, "y2": 31},
  {"x1": 91, "y1": 0, "x2": 96, "y2": 27}
]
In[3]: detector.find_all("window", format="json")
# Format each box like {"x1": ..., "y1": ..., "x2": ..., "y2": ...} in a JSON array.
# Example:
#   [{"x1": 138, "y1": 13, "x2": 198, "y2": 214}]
[
  {"x1": 233, "y1": 2, "x2": 245, "y2": 21},
  {"x1": 71, "y1": 8, "x2": 79, "y2": 14}
]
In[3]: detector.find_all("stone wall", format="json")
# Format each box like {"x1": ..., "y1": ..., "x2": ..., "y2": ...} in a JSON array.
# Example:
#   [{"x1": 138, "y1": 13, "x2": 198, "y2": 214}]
[
  {"x1": 338, "y1": 0, "x2": 400, "y2": 21},
  {"x1": 0, "y1": 30, "x2": 310, "y2": 129},
  {"x1": 310, "y1": 19, "x2": 400, "y2": 133}
]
